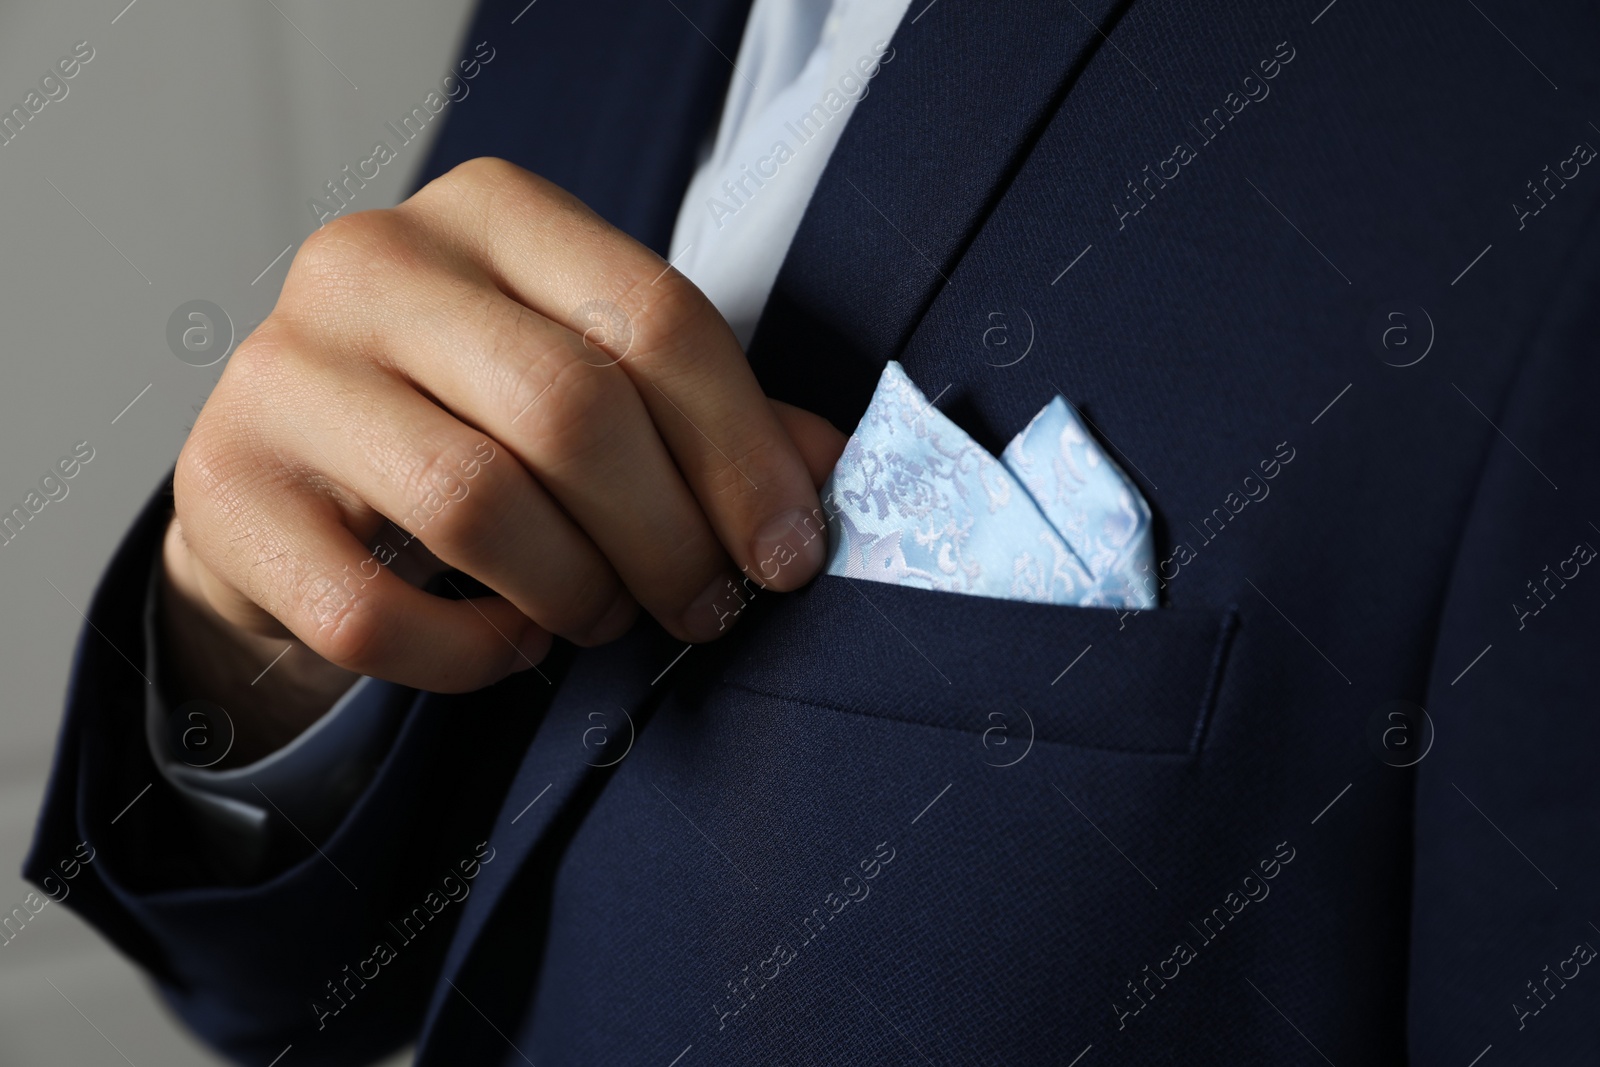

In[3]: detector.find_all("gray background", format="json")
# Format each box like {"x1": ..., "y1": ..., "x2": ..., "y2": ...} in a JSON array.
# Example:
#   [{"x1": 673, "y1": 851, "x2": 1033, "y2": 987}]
[{"x1": 0, "y1": 1, "x2": 479, "y2": 1062}]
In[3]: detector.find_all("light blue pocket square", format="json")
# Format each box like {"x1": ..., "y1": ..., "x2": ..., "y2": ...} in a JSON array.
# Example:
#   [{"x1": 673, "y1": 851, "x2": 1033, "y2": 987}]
[{"x1": 821, "y1": 362, "x2": 1157, "y2": 609}]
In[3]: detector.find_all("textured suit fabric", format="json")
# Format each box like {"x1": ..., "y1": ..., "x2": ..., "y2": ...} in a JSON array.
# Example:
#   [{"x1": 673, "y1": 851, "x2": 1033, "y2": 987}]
[{"x1": 27, "y1": 0, "x2": 1600, "y2": 1064}]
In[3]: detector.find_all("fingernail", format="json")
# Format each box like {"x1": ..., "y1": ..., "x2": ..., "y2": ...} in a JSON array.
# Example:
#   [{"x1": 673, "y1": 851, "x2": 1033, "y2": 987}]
[
  {"x1": 748, "y1": 507, "x2": 828, "y2": 591},
  {"x1": 682, "y1": 573, "x2": 743, "y2": 642},
  {"x1": 512, "y1": 623, "x2": 550, "y2": 671}
]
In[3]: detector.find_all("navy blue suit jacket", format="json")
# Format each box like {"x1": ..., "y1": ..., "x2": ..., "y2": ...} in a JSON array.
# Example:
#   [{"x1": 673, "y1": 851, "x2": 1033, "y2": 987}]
[{"x1": 28, "y1": 0, "x2": 1600, "y2": 1063}]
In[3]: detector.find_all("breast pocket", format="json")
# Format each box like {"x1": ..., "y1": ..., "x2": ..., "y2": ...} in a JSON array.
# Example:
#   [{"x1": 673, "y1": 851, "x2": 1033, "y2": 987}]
[{"x1": 711, "y1": 575, "x2": 1239, "y2": 756}]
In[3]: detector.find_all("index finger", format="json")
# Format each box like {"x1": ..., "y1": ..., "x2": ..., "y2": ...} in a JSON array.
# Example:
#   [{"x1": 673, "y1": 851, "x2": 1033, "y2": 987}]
[{"x1": 404, "y1": 160, "x2": 833, "y2": 610}]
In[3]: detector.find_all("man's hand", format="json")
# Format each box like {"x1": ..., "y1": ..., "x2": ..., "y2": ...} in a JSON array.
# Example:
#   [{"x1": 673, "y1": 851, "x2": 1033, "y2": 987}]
[{"x1": 162, "y1": 158, "x2": 844, "y2": 750}]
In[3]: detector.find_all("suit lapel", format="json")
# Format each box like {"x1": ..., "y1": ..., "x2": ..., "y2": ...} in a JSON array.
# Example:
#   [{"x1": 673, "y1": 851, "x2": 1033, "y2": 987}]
[
  {"x1": 414, "y1": 627, "x2": 685, "y2": 1061},
  {"x1": 747, "y1": 0, "x2": 1136, "y2": 430}
]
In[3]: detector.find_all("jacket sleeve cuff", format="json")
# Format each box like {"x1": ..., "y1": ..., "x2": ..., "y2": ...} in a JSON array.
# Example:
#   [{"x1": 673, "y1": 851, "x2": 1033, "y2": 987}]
[{"x1": 139, "y1": 549, "x2": 409, "y2": 881}]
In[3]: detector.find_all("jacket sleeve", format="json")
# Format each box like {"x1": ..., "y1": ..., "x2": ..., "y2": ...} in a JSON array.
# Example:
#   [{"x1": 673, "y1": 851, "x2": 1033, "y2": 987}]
[
  {"x1": 23, "y1": 476, "x2": 550, "y2": 1067},
  {"x1": 139, "y1": 533, "x2": 407, "y2": 882}
]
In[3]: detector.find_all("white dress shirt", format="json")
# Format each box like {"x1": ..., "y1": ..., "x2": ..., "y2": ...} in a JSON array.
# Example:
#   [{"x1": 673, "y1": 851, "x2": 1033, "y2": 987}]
[
  {"x1": 669, "y1": 0, "x2": 909, "y2": 347},
  {"x1": 146, "y1": 0, "x2": 914, "y2": 857}
]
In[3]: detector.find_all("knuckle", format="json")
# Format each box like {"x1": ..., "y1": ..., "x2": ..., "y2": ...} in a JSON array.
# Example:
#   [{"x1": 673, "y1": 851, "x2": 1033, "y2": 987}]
[
  {"x1": 521, "y1": 357, "x2": 619, "y2": 468},
  {"x1": 394, "y1": 438, "x2": 501, "y2": 549},
  {"x1": 421, "y1": 157, "x2": 545, "y2": 223},
  {"x1": 221, "y1": 321, "x2": 295, "y2": 384},
  {"x1": 619, "y1": 273, "x2": 709, "y2": 369},
  {"x1": 293, "y1": 211, "x2": 375, "y2": 270},
  {"x1": 303, "y1": 587, "x2": 386, "y2": 673},
  {"x1": 174, "y1": 336, "x2": 302, "y2": 521},
  {"x1": 173, "y1": 419, "x2": 250, "y2": 522},
  {"x1": 494, "y1": 320, "x2": 565, "y2": 422},
  {"x1": 285, "y1": 209, "x2": 416, "y2": 310},
  {"x1": 172, "y1": 429, "x2": 215, "y2": 507},
  {"x1": 447, "y1": 155, "x2": 524, "y2": 189}
]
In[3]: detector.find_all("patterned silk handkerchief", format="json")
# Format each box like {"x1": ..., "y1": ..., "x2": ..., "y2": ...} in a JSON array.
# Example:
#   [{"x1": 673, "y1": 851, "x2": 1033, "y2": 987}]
[{"x1": 821, "y1": 362, "x2": 1157, "y2": 609}]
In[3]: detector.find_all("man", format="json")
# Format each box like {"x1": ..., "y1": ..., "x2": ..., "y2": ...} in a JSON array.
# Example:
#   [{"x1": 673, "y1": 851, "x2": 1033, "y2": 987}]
[{"x1": 26, "y1": 0, "x2": 1600, "y2": 1063}]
